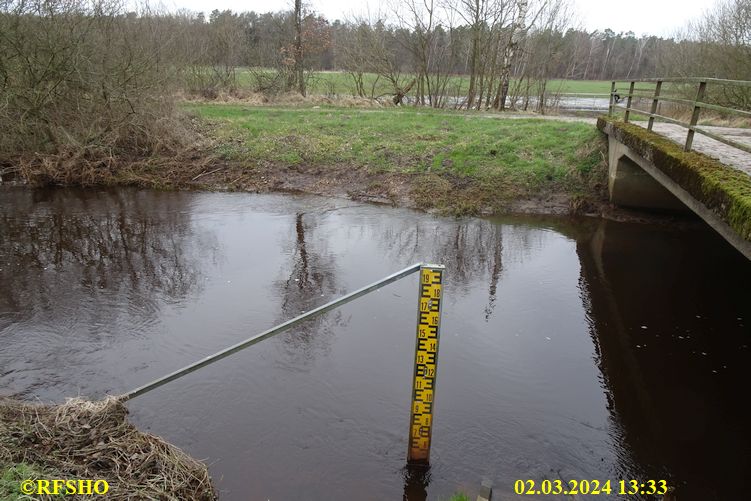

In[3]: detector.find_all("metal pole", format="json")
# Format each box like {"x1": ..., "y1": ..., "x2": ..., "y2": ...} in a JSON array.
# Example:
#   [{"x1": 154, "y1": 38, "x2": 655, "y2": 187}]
[
  {"x1": 624, "y1": 81, "x2": 635, "y2": 123},
  {"x1": 407, "y1": 264, "x2": 445, "y2": 464},
  {"x1": 609, "y1": 81, "x2": 616, "y2": 116},
  {"x1": 686, "y1": 81, "x2": 707, "y2": 152},
  {"x1": 648, "y1": 80, "x2": 662, "y2": 131},
  {"x1": 123, "y1": 263, "x2": 424, "y2": 401}
]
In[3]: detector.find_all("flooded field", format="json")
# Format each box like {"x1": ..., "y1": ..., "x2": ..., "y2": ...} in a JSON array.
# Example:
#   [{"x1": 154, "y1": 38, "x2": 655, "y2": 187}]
[{"x1": 1, "y1": 188, "x2": 748, "y2": 500}]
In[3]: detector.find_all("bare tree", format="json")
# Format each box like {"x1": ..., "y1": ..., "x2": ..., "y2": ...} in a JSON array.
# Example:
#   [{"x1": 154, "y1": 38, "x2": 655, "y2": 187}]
[
  {"x1": 390, "y1": 0, "x2": 455, "y2": 107},
  {"x1": 496, "y1": 0, "x2": 528, "y2": 110},
  {"x1": 293, "y1": 0, "x2": 305, "y2": 95}
]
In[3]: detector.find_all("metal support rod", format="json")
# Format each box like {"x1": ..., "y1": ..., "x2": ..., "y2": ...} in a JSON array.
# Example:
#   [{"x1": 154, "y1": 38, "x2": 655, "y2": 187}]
[
  {"x1": 123, "y1": 263, "x2": 424, "y2": 401},
  {"x1": 609, "y1": 81, "x2": 616, "y2": 116},
  {"x1": 624, "y1": 81, "x2": 635, "y2": 123},
  {"x1": 648, "y1": 80, "x2": 662, "y2": 131},
  {"x1": 685, "y1": 81, "x2": 707, "y2": 152}
]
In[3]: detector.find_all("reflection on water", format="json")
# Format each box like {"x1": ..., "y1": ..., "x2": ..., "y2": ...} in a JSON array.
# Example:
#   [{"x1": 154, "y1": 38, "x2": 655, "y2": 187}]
[
  {"x1": 577, "y1": 220, "x2": 751, "y2": 500},
  {"x1": 402, "y1": 464, "x2": 430, "y2": 501},
  {"x1": 0, "y1": 188, "x2": 218, "y2": 398},
  {"x1": 1, "y1": 188, "x2": 748, "y2": 501},
  {"x1": 0, "y1": 189, "x2": 212, "y2": 318},
  {"x1": 274, "y1": 212, "x2": 344, "y2": 368}
]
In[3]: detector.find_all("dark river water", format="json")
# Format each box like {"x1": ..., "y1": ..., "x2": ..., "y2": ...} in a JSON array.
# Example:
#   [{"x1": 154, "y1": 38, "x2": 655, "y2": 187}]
[{"x1": 1, "y1": 188, "x2": 749, "y2": 501}]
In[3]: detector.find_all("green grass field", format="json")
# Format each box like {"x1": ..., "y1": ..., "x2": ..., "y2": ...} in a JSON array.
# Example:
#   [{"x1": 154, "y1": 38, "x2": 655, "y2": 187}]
[
  {"x1": 234, "y1": 69, "x2": 613, "y2": 98},
  {"x1": 185, "y1": 104, "x2": 605, "y2": 213},
  {"x1": 189, "y1": 105, "x2": 600, "y2": 178}
]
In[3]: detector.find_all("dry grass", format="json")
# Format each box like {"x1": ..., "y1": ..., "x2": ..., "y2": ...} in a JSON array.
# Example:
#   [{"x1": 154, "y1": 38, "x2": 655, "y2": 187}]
[
  {"x1": 7, "y1": 115, "x2": 219, "y2": 187},
  {"x1": 0, "y1": 397, "x2": 216, "y2": 500},
  {"x1": 178, "y1": 89, "x2": 387, "y2": 108}
]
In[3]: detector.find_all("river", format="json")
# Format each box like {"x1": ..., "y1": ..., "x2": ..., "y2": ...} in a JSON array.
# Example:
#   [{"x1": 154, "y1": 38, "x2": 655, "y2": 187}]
[{"x1": 0, "y1": 187, "x2": 748, "y2": 500}]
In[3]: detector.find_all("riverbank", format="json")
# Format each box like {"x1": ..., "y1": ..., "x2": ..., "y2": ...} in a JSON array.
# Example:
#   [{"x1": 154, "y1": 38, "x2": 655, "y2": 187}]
[
  {"x1": 184, "y1": 105, "x2": 608, "y2": 216},
  {"x1": 0, "y1": 397, "x2": 216, "y2": 500},
  {"x1": 3, "y1": 105, "x2": 611, "y2": 218}
]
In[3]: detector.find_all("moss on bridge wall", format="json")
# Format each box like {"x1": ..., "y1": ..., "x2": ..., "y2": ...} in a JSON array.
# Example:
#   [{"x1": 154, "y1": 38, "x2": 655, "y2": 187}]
[{"x1": 597, "y1": 116, "x2": 751, "y2": 242}]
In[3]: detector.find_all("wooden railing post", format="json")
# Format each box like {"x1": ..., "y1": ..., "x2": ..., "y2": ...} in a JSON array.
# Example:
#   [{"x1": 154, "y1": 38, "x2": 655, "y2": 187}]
[
  {"x1": 648, "y1": 80, "x2": 662, "y2": 131},
  {"x1": 685, "y1": 80, "x2": 707, "y2": 151},
  {"x1": 609, "y1": 81, "x2": 616, "y2": 116},
  {"x1": 624, "y1": 81, "x2": 635, "y2": 123}
]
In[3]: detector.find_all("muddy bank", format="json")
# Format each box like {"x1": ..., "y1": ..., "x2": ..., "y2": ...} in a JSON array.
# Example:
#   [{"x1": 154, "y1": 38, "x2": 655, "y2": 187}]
[
  {"x1": 159, "y1": 159, "x2": 700, "y2": 225},
  {"x1": 1, "y1": 157, "x2": 696, "y2": 225},
  {"x1": 0, "y1": 113, "x2": 690, "y2": 224},
  {"x1": 1, "y1": 102, "x2": 612, "y2": 218},
  {"x1": 183, "y1": 161, "x2": 590, "y2": 216}
]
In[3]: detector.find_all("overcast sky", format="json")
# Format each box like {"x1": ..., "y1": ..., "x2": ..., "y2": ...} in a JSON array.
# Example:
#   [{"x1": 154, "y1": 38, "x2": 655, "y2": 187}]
[{"x1": 164, "y1": 0, "x2": 718, "y2": 36}]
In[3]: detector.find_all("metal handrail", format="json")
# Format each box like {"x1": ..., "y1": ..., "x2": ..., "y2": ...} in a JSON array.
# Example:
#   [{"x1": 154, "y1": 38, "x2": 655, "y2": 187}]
[
  {"x1": 641, "y1": 77, "x2": 751, "y2": 88},
  {"x1": 611, "y1": 103, "x2": 687, "y2": 128},
  {"x1": 123, "y1": 263, "x2": 425, "y2": 400},
  {"x1": 608, "y1": 78, "x2": 751, "y2": 153},
  {"x1": 613, "y1": 93, "x2": 751, "y2": 119}
]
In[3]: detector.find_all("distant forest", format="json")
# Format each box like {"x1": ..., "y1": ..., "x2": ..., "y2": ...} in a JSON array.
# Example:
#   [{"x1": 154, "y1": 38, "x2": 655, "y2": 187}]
[
  {"x1": 210, "y1": 8, "x2": 741, "y2": 81},
  {"x1": 182, "y1": 0, "x2": 750, "y2": 106}
]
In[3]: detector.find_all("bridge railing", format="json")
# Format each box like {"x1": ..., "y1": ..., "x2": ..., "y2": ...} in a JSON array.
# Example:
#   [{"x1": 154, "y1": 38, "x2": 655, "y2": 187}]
[{"x1": 608, "y1": 78, "x2": 751, "y2": 154}]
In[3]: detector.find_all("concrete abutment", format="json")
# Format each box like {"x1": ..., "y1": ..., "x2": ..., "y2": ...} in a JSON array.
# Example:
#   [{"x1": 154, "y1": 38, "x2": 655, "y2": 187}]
[
  {"x1": 598, "y1": 118, "x2": 751, "y2": 260},
  {"x1": 608, "y1": 137, "x2": 689, "y2": 212}
]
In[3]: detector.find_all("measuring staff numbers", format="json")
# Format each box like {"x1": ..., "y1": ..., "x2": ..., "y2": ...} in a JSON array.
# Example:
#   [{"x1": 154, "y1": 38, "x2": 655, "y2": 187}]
[
  {"x1": 514, "y1": 479, "x2": 669, "y2": 496},
  {"x1": 407, "y1": 265, "x2": 444, "y2": 464}
]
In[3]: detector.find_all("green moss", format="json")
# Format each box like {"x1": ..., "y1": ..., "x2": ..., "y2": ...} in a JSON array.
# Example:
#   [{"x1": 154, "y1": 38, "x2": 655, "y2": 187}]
[{"x1": 597, "y1": 116, "x2": 751, "y2": 241}]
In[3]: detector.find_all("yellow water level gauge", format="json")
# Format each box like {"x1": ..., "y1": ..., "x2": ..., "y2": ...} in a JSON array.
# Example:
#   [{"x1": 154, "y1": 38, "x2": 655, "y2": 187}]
[{"x1": 408, "y1": 264, "x2": 444, "y2": 464}]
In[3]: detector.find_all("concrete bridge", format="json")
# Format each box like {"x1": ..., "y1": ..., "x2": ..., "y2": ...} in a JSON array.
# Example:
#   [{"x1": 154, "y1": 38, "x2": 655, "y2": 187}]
[{"x1": 597, "y1": 78, "x2": 751, "y2": 260}]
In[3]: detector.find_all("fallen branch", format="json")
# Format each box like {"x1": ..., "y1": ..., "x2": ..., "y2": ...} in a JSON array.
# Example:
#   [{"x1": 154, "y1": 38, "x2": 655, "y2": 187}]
[{"x1": 191, "y1": 166, "x2": 224, "y2": 181}]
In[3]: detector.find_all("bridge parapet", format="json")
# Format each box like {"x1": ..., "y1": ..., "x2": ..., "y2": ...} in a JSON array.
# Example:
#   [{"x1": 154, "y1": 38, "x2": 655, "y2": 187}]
[
  {"x1": 597, "y1": 117, "x2": 751, "y2": 259},
  {"x1": 608, "y1": 77, "x2": 751, "y2": 154}
]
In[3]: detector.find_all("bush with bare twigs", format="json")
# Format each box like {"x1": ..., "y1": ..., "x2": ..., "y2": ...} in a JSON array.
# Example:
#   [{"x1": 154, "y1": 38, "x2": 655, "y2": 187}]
[{"x1": 0, "y1": 0, "x2": 202, "y2": 184}]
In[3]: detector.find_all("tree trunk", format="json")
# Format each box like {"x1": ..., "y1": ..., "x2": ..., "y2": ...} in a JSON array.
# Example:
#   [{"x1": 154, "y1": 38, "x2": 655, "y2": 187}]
[
  {"x1": 466, "y1": 24, "x2": 480, "y2": 109},
  {"x1": 393, "y1": 78, "x2": 417, "y2": 105},
  {"x1": 294, "y1": 0, "x2": 305, "y2": 96},
  {"x1": 497, "y1": 0, "x2": 528, "y2": 111}
]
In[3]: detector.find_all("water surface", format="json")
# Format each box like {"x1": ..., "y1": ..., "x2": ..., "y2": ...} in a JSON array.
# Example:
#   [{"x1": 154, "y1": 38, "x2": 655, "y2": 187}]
[{"x1": 1, "y1": 188, "x2": 748, "y2": 500}]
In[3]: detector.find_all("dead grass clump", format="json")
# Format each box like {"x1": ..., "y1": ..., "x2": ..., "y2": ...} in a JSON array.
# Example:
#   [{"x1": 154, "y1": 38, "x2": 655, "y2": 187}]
[
  {"x1": 178, "y1": 89, "x2": 386, "y2": 108},
  {"x1": 0, "y1": 397, "x2": 216, "y2": 500},
  {"x1": 12, "y1": 114, "x2": 219, "y2": 187}
]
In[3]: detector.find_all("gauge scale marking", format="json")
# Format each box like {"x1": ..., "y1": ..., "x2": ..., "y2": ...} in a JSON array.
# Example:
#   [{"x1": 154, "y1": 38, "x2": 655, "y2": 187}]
[{"x1": 407, "y1": 265, "x2": 444, "y2": 464}]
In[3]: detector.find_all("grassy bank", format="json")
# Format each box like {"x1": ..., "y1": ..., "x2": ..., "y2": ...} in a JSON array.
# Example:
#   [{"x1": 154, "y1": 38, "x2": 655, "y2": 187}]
[{"x1": 183, "y1": 105, "x2": 607, "y2": 215}]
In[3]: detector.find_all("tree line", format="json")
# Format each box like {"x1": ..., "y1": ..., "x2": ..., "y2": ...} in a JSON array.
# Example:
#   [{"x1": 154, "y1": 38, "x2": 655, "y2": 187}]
[
  {"x1": 176, "y1": 0, "x2": 751, "y2": 108},
  {"x1": 1, "y1": 0, "x2": 748, "y2": 177}
]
